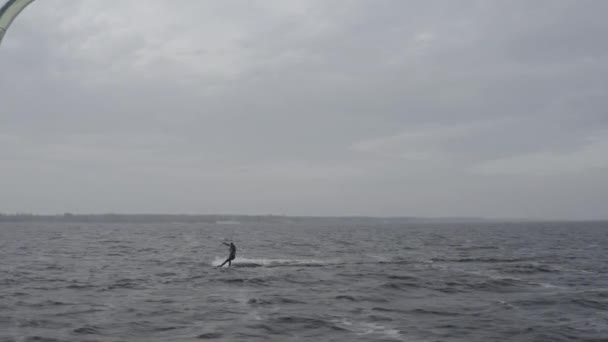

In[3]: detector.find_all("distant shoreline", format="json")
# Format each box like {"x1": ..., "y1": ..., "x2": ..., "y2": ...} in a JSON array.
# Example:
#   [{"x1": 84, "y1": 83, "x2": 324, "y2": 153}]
[{"x1": 0, "y1": 214, "x2": 604, "y2": 224}]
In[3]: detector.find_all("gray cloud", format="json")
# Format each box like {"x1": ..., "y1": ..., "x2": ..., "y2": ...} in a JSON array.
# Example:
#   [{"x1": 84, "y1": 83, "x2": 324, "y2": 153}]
[{"x1": 1, "y1": 0, "x2": 607, "y2": 219}]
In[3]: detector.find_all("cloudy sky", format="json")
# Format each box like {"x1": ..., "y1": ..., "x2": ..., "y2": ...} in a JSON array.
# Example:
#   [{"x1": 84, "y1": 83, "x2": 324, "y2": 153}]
[{"x1": 1, "y1": 0, "x2": 607, "y2": 219}]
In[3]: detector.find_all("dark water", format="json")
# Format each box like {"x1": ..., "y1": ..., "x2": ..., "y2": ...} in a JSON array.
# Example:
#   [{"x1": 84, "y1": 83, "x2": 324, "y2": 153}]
[{"x1": 1, "y1": 221, "x2": 607, "y2": 341}]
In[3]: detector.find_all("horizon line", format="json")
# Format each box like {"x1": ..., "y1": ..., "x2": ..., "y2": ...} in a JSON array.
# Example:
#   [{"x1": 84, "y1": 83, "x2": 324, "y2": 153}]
[{"x1": 1, "y1": 212, "x2": 606, "y2": 222}]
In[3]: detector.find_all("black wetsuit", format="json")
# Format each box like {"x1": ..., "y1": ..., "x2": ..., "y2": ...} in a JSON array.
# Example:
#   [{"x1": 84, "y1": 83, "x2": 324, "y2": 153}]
[{"x1": 219, "y1": 243, "x2": 236, "y2": 267}]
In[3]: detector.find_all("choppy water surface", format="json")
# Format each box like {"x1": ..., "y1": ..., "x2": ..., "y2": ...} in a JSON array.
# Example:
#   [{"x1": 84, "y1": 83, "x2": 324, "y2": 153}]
[{"x1": 1, "y1": 221, "x2": 607, "y2": 341}]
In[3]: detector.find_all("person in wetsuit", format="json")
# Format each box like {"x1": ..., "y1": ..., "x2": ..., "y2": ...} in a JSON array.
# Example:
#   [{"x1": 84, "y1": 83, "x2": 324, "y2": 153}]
[{"x1": 218, "y1": 242, "x2": 236, "y2": 267}]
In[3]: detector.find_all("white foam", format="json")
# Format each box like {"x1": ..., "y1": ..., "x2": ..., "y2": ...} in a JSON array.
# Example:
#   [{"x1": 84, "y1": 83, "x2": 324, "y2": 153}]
[
  {"x1": 210, "y1": 256, "x2": 337, "y2": 267},
  {"x1": 463, "y1": 269, "x2": 523, "y2": 282},
  {"x1": 537, "y1": 282, "x2": 564, "y2": 289},
  {"x1": 366, "y1": 254, "x2": 391, "y2": 262},
  {"x1": 335, "y1": 319, "x2": 408, "y2": 341}
]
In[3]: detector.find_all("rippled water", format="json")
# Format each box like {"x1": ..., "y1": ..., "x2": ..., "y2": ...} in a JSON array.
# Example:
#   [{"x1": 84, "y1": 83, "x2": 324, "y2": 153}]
[{"x1": 1, "y1": 221, "x2": 607, "y2": 341}]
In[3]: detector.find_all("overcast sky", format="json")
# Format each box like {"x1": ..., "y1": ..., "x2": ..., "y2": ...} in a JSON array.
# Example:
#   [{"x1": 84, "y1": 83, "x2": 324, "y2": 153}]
[{"x1": 1, "y1": 0, "x2": 607, "y2": 219}]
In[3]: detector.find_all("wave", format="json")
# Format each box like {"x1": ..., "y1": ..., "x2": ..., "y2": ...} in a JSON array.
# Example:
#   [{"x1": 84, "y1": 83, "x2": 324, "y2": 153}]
[
  {"x1": 514, "y1": 289, "x2": 608, "y2": 310},
  {"x1": 534, "y1": 282, "x2": 566, "y2": 289},
  {"x1": 456, "y1": 245, "x2": 500, "y2": 251},
  {"x1": 456, "y1": 277, "x2": 527, "y2": 293},
  {"x1": 499, "y1": 263, "x2": 558, "y2": 274},
  {"x1": 431, "y1": 257, "x2": 533, "y2": 263},
  {"x1": 571, "y1": 297, "x2": 608, "y2": 310},
  {"x1": 15, "y1": 300, "x2": 72, "y2": 308},
  {"x1": 410, "y1": 308, "x2": 461, "y2": 316},
  {"x1": 197, "y1": 332, "x2": 223, "y2": 339},
  {"x1": 245, "y1": 323, "x2": 287, "y2": 335},
  {"x1": 381, "y1": 281, "x2": 422, "y2": 291},
  {"x1": 333, "y1": 319, "x2": 403, "y2": 340},
  {"x1": 15, "y1": 319, "x2": 71, "y2": 329},
  {"x1": 208, "y1": 255, "x2": 439, "y2": 268},
  {"x1": 73, "y1": 325, "x2": 102, "y2": 335},
  {"x1": 211, "y1": 277, "x2": 273, "y2": 287},
  {"x1": 269, "y1": 316, "x2": 347, "y2": 333},
  {"x1": 210, "y1": 257, "x2": 338, "y2": 268},
  {"x1": 247, "y1": 297, "x2": 305, "y2": 305},
  {"x1": 13, "y1": 336, "x2": 65, "y2": 342}
]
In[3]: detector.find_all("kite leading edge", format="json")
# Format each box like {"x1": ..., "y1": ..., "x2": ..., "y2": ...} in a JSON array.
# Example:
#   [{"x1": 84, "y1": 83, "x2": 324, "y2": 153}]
[{"x1": 0, "y1": 0, "x2": 35, "y2": 47}]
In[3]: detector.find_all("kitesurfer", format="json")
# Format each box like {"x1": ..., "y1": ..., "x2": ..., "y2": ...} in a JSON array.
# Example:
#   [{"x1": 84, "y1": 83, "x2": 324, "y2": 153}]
[{"x1": 218, "y1": 242, "x2": 236, "y2": 267}]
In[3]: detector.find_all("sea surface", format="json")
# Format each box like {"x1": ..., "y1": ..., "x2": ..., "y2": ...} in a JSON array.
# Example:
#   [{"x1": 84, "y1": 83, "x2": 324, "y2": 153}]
[{"x1": 1, "y1": 221, "x2": 607, "y2": 341}]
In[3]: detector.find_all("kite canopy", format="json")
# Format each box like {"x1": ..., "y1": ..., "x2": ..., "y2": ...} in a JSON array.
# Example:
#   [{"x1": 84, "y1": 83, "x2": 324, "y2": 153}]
[{"x1": 0, "y1": 0, "x2": 35, "y2": 46}]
